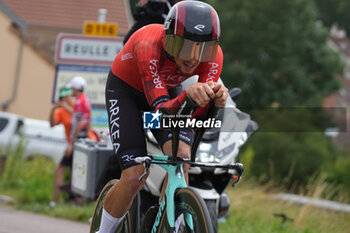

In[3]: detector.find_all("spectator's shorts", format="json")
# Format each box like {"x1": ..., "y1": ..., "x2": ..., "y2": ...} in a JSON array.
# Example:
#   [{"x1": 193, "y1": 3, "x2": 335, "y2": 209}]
[
  {"x1": 60, "y1": 152, "x2": 73, "y2": 167},
  {"x1": 60, "y1": 134, "x2": 88, "y2": 168}
]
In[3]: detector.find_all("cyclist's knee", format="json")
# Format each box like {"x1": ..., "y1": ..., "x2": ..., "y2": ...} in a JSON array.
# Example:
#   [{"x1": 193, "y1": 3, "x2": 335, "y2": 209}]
[
  {"x1": 177, "y1": 143, "x2": 191, "y2": 158},
  {"x1": 163, "y1": 140, "x2": 191, "y2": 159},
  {"x1": 120, "y1": 165, "x2": 147, "y2": 193}
]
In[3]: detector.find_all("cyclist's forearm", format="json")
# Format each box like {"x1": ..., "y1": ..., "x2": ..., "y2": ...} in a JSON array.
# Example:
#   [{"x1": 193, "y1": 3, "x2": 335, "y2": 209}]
[{"x1": 154, "y1": 91, "x2": 198, "y2": 115}]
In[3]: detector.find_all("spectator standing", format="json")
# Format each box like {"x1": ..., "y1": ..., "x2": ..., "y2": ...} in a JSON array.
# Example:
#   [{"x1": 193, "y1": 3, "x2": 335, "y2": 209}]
[
  {"x1": 66, "y1": 76, "x2": 92, "y2": 155},
  {"x1": 50, "y1": 81, "x2": 95, "y2": 207},
  {"x1": 49, "y1": 86, "x2": 74, "y2": 207}
]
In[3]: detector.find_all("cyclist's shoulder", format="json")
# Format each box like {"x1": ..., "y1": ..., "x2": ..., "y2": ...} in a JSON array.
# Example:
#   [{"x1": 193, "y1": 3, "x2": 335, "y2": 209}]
[
  {"x1": 131, "y1": 24, "x2": 164, "y2": 43},
  {"x1": 127, "y1": 24, "x2": 165, "y2": 58}
]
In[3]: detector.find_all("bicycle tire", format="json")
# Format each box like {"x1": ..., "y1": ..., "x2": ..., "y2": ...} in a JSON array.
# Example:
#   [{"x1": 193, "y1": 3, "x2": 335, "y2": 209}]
[
  {"x1": 204, "y1": 199, "x2": 218, "y2": 233},
  {"x1": 128, "y1": 192, "x2": 141, "y2": 233},
  {"x1": 157, "y1": 187, "x2": 214, "y2": 233},
  {"x1": 89, "y1": 179, "x2": 132, "y2": 233}
]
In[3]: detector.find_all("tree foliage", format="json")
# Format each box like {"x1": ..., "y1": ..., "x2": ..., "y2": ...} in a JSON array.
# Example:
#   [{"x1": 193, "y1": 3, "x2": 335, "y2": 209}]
[
  {"x1": 203, "y1": 0, "x2": 347, "y2": 191},
  {"x1": 207, "y1": 0, "x2": 342, "y2": 107},
  {"x1": 244, "y1": 108, "x2": 338, "y2": 188},
  {"x1": 315, "y1": 0, "x2": 350, "y2": 34},
  {"x1": 248, "y1": 132, "x2": 335, "y2": 188}
]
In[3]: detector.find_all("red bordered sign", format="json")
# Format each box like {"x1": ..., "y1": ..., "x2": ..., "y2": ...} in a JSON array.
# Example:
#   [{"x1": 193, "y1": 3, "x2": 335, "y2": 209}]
[{"x1": 55, "y1": 33, "x2": 123, "y2": 65}]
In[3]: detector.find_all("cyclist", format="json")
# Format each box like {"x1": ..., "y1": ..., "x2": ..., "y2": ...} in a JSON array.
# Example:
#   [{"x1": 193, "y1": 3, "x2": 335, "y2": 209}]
[
  {"x1": 98, "y1": 1, "x2": 228, "y2": 232},
  {"x1": 96, "y1": 0, "x2": 183, "y2": 199}
]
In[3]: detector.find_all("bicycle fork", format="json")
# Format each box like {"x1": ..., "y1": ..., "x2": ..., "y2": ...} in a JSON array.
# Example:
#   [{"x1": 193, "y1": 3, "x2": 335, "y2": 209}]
[{"x1": 151, "y1": 158, "x2": 194, "y2": 233}]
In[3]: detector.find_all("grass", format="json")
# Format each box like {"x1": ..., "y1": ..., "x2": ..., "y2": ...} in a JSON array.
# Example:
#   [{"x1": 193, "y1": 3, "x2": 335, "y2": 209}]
[
  {"x1": 219, "y1": 179, "x2": 350, "y2": 233},
  {"x1": 0, "y1": 155, "x2": 349, "y2": 232},
  {"x1": 0, "y1": 148, "x2": 94, "y2": 223},
  {"x1": 18, "y1": 202, "x2": 95, "y2": 222}
]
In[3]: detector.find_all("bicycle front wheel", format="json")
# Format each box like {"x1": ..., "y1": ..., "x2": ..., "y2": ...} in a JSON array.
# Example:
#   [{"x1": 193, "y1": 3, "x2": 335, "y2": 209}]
[
  {"x1": 89, "y1": 179, "x2": 132, "y2": 233},
  {"x1": 158, "y1": 187, "x2": 214, "y2": 233}
]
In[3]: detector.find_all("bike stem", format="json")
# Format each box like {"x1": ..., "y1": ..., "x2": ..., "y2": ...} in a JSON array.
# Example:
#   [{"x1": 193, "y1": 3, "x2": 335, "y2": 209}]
[
  {"x1": 171, "y1": 127, "x2": 180, "y2": 161},
  {"x1": 191, "y1": 101, "x2": 218, "y2": 162}
]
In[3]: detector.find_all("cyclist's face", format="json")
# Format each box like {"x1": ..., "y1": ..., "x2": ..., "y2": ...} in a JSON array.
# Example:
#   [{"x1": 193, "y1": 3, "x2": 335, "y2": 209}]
[{"x1": 174, "y1": 57, "x2": 200, "y2": 75}]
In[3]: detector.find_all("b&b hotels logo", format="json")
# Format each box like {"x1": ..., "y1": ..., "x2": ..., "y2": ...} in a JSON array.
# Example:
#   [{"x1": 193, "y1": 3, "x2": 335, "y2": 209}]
[{"x1": 143, "y1": 110, "x2": 221, "y2": 129}]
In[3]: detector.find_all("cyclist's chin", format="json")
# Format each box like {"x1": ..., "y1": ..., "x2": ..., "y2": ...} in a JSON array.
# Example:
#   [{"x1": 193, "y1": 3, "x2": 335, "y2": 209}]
[
  {"x1": 175, "y1": 57, "x2": 200, "y2": 75},
  {"x1": 178, "y1": 64, "x2": 199, "y2": 75}
]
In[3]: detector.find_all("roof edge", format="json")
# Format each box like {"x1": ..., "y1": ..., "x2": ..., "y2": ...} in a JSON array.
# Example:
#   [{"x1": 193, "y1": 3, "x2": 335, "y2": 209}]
[
  {"x1": 0, "y1": 0, "x2": 27, "y2": 33},
  {"x1": 28, "y1": 24, "x2": 81, "y2": 32}
]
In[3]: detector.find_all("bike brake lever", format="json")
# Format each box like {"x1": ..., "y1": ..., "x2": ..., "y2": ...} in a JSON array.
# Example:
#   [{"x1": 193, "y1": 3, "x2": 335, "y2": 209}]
[
  {"x1": 231, "y1": 163, "x2": 244, "y2": 187},
  {"x1": 231, "y1": 176, "x2": 242, "y2": 187},
  {"x1": 234, "y1": 163, "x2": 244, "y2": 176},
  {"x1": 138, "y1": 158, "x2": 151, "y2": 181}
]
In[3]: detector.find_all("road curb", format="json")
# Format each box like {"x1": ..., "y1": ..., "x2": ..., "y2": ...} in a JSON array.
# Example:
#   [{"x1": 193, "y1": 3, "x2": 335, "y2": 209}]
[{"x1": 271, "y1": 193, "x2": 350, "y2": 213}]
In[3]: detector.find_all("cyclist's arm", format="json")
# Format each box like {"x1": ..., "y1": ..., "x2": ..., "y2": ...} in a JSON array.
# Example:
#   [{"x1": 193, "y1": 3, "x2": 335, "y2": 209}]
[
  {"x1": 136, "y1": 41, "x2": 195, "y2": 114},
  {"x1": 136, "y1": 42, "x2": 223, "y2": 115},
  {"x1": 144, "y1": 78, "x2": 195, "y2": 115},
  {"x1": 192, "y1": 46, "x2": 224, "y2": 117},
  {"x1": 141, "y1": 70, "x2": 198, "y2": 114}
]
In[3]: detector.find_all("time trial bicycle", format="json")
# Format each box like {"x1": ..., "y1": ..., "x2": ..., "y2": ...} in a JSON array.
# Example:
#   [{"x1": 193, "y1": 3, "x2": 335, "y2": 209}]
[{"x1": 90, "y1": 104, "x2": 244, "y2": 233}]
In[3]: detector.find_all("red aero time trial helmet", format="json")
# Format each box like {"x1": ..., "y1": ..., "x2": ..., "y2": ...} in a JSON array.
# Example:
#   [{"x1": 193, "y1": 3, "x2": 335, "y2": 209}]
[{"x1": 164, "y1": 0, "x2": 220, "y2": 62}]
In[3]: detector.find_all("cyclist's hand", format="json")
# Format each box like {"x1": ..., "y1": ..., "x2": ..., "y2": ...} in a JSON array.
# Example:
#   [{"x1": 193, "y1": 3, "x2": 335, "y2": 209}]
[
  {"x1": 212, "y1": 83, "x2": 228, "y2": 108},
  {"x1": 186, "y1": 83, "x2": 215, "y2": 107}
]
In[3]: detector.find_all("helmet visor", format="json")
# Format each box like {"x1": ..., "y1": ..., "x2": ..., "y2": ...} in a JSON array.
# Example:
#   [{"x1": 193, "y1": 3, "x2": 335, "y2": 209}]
[{"x1": 165, "y1": 35, "x2": 219, "y2": 62}]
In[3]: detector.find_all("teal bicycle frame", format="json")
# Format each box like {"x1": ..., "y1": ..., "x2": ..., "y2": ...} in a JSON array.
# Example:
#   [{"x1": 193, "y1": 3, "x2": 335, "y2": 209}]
[
  {"x1": 138, "y1": 104, "x2": 243, "y2": 233},
  {"x1": 147, "y1": 155, "x2": 193, "y2": 232}
]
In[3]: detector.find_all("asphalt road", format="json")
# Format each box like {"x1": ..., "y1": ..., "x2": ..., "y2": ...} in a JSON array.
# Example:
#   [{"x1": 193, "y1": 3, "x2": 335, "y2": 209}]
[{"x1": 0, "y1": 202, "x2": 90, "y2": 233}]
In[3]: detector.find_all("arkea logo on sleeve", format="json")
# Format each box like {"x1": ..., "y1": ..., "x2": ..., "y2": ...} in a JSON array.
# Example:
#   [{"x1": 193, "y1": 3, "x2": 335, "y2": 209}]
[{"x1": 143, "y1": 110, "x2": 162, "y2": 129}]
